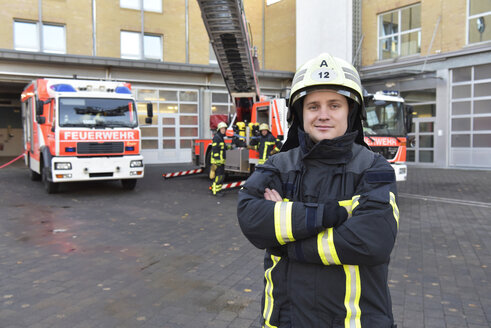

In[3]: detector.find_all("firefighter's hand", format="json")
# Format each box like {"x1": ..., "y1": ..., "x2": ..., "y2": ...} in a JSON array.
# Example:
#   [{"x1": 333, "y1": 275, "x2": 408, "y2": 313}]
[
  {"x1": 264, "y1": 188, "x2": 282, "y2": 202},
  {"x1": 322, "y1": 200, "x2": 348, "y2": 228}
]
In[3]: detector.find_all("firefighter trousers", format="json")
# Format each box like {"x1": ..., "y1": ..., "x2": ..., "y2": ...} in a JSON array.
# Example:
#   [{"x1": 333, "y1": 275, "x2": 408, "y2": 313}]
[{"x1": 211, "y1": 164, "x2": 225, "y2": 195}]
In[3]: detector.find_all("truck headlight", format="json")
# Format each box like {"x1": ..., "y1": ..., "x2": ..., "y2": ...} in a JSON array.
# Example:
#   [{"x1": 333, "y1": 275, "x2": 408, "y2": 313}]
[
  {"x1": 130, "y1": 160, "x2": 143, "y2": 168},
  {"x1": 55, "y1": 162, "x2": 72, "y2": 170}
]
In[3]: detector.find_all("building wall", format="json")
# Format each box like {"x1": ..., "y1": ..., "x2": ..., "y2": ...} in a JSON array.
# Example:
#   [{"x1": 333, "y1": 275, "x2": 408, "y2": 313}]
[
  {"x1": 265, "y1": 0, "x2": 296, "y2": 71},
  {"x1": 361, "y1": 0, "x2": 468, "y2": 66},
  {"x1": 188, "y1": 0, "x2": 209, "y2": 65},
  {"x1": 0, "y1": 0, "x2": 297, "y2": 71},
  {"x1": 0, "y1": 0, "x2": 36, "y2": 49},
  {"x1": 296, "y1": 0, "x2": 353, "y2": 67}
]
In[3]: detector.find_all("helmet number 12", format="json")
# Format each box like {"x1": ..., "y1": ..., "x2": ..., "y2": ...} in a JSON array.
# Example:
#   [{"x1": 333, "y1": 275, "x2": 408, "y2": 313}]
[{"x1": 311, "y1": 68, "x2": 337, "y2": 82}]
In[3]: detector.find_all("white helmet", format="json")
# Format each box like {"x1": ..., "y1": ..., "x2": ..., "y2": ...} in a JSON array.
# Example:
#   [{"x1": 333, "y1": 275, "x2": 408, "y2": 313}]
[
  {"x1": 217, "y1": 121, "x2": 228, "y2": 130},
  {"x1": 282, "y1": 53, "x2": 368, "y2": 151},
  {"x1": 288, "y1": 53, "x2": 365, "y2": 122}
]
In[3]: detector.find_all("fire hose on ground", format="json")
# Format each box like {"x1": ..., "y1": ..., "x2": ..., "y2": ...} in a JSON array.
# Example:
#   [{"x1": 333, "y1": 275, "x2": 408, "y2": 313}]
[{"x1": 0, "y1": 152, "x2": 25, "y2": 169}]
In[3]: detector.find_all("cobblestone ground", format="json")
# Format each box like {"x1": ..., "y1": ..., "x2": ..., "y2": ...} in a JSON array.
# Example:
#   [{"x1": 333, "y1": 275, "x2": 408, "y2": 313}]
[{"x1": 0, "y1": 159, "x2": 490, "y2": 328}]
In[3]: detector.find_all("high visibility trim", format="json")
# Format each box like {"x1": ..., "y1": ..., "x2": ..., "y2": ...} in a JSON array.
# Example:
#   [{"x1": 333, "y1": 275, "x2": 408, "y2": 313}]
[
  {"x1": 263, "y1": 255, "x2": 280, "y2": 328},
  {"x1": 338, "y1": 199, "x2": 353, "y2": 217},
  {"x1": 389, "y1": 192, "x2": 400, "y2": 230},
  {"x1": 343, "y1": 265, "x2": 362, "y2": 328},
  {"x1": 261, "y1": 141, "x2": 276, "y2": 162},
  {"x1": 351, "y1": 195, "x2": 361, "y2": 212},
  {"x1": 274, "y1": 201, "x2": 295, "y2": 245},
  {"x1": 317, "y1": 228, "x2": 341, "y2": 265}
]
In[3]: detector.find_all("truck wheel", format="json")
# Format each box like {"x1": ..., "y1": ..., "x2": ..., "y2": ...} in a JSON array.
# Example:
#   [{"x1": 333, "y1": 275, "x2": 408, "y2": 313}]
[
  {"x1": 30, "y1": 169, "x2": 42, "y2": 181},
  {"x1": 204, "y1": 150, "x2": 212, "y2": 177},
  {"x1": 121, "y1": 179, "x2": 137, "y2": 190},
  {"x1": 42, "y1": 166, "x2": 59, "y2": 194}
]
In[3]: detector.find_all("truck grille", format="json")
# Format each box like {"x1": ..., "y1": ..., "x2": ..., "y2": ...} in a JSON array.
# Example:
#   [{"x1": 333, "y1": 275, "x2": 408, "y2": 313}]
[
  {"x1": 77, "y1": 142, "x2": 124, "y2": 154},
  {"x1": 371, "y1": 146, "x2": 399, "y2": 160}
]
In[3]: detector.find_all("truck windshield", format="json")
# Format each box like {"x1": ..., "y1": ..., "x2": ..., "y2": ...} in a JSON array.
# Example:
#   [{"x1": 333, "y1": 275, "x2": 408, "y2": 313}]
[
  {"x1": 363, "y1": 99, "x2": 405, "y2": 137},
  {"x1": 58, "y1": 98, "x2": 138, "y2": 128}
]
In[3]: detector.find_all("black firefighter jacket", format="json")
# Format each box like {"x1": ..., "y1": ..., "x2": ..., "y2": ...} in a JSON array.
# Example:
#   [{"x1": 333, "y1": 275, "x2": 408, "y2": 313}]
[
  {"x1": 237, "y1": 130, "x2": 399, "y2": 328},
  {"x1": 211, "y1": 131, "x2": 229, "y2": 165},
  {"x1": 250, "y1": 132, "x2": 283, "y2": 164}
]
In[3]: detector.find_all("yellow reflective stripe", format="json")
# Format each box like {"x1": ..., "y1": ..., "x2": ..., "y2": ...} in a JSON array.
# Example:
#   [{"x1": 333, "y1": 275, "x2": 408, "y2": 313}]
[
  {"x1": 389, "y1": 192, "x2": 400, "y2": 230},
  {"x1": 263, "y1": 255, "x2": 280, "y2": 328},
  {"x1": 351, "y1": 195, "x2": 361, "y2": 212},
  {"x1": 338, "y1": 199, "x2": 353, "y2": 218},
  {"x1": 274, "y1": 201, "x2": 295, "y2": 245},
  {"x1": 343, "y1": 265, "x2": 362, "y2": 328},
  {"x1": 317, "y1": 228, "x2": 341, "y2": 265},
  {"x1": 261, "y1": 142, "x2": 275, "y2": 160}
]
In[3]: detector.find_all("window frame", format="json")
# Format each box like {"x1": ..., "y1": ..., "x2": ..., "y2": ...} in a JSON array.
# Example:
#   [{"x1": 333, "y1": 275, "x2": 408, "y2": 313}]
[
  {"x1": 377, "y1": 3, "x2": 422, "y2": 60},
  {"x1": 120, "y1": 0, "x2": 162, "y2": 13},
  {"x1": 120, "y1": 30, "x2": 163, "y2": 61},
  {"x1": 13, "y1": 20, "x2": 66, "y2": 54},
  {"x1": 466, "y1": 0, "x2": 491, "y2": 45}
]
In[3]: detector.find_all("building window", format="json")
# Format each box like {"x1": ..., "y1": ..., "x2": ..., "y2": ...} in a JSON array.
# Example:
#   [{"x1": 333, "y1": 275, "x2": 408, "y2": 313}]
[
  {"x1": 378, "y1": 3, "x2": 421, "y2": 60},
  {"x1": 468, "y1": 0, "x2": 491, "y2": 44},
  {"x1": 135, "y1": 88, "x2": 199, "y2": 151},
  {"x1": 14, "y1": 21, "x2": 66, "y2": 53},
  {"x1": 120, "y1": 0, "x2": 162, "y2": 13},
  {"x1": 449, "y1": 63, "x2": 491, "y2": 167},
  {"x1": 121, "y1": 31, "x2": 162, "y2": 60}
]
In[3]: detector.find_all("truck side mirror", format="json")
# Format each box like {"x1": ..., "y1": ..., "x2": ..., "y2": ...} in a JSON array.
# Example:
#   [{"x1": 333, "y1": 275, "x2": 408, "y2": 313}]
[
  {"x1": 405, "y1": 105, "x2": 414, "y2": 134},
  {"x1": 36, "y1": 100, "x2": 44, "y2": 116},
  {"x1": 146, "y1": 103, "x2": 153, "y2": 118}
]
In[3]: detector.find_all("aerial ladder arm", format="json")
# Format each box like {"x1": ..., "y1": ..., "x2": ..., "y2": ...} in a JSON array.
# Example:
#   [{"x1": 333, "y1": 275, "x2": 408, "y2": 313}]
[{"x1": 197, "y1": 0, "x2": 260, "y2": 101}]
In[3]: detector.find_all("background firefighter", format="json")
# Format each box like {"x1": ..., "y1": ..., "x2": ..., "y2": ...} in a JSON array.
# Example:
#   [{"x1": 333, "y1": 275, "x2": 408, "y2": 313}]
[
  {"x1": 249, "y1": 123, "x2": 283, "y2": 165},
  {"x1": 237, "y1": 53, "x2": 399, "y2": 327},
  {"x1": 209, "y1": 121, "x2": 231, "y2": 196}
]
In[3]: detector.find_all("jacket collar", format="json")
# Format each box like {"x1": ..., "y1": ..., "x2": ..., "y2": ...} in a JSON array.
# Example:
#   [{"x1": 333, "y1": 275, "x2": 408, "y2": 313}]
[{"x1": 299, "y1": 127, "x2": 357, "y2": 163}]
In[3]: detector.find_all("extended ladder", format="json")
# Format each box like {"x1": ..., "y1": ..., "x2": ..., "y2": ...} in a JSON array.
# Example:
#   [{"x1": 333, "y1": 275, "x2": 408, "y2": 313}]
[{"x1": 196, "y1": 0, "x2": 260, "y2": 101}]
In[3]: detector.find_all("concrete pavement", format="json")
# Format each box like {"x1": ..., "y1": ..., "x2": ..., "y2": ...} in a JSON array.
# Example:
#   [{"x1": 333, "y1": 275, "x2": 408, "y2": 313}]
[{"x1": 0, "y1": 159, "x2": 490, "y2": 327}]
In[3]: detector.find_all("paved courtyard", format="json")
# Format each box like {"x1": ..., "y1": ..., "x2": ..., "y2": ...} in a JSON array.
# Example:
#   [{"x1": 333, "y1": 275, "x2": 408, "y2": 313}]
[{"x1": 0, "y1": 159, "x2": 490, "y2": 327}]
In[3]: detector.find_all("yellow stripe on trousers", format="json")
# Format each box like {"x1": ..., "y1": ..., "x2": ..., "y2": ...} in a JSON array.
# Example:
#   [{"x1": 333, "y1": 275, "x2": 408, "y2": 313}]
[
  {"x1": 343, "y1": 265, "x2": 362, "y2": 328},
  {"x1": 263, "y1": 255, "x2": 280, "y2": 328}
]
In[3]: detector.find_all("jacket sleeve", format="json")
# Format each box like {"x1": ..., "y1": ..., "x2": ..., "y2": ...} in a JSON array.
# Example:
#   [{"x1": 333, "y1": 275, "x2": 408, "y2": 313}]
[
  {"x1": 287, "y1": 155, "x2": 399, "y2": 266},
  {"x1": 237, "y1": 160, "x2": 343, "y2": 250},
  {"x1": 274, "y1": 137, "x2": 283, "y2": 151},
  {"x1": 249, "y1": 136, "x2": 259, "y2": 148},
  {"x1": 211, "y1": 135, "x2": 220, "y2": 155}
]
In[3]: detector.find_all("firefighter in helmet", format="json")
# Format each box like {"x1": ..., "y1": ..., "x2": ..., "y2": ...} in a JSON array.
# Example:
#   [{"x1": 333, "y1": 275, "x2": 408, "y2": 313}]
[
  {"x1": 238, "y1": 53, "x2": 399, "y2": 327},
  {"x1": 249, "y1": 123, "x2": 283, "y2": 165},
  {"x1": 210, "y1": 121, "x2": 231, "y2": 196}
]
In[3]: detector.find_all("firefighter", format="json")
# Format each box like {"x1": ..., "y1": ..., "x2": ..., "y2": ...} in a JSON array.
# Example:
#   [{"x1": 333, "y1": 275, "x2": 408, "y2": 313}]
[
  {"x1": 249, "y1": 123, "x2": 282, "y2": 164},
  {"x1": 210, "y1": 121, "x2": 231, "y2": 197},
  {"x1": 237, "y1": 53, "x2": 399, "y2": 327}
]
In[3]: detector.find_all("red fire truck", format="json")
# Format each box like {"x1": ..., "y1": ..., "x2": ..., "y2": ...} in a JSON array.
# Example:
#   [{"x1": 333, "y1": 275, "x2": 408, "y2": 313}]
[
  {"x1": 21, "y1": 78, "x2": 152, "y2": 193},
  {"x1": 363, "y1": 90, "x2": 413, "y2": 181}
]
